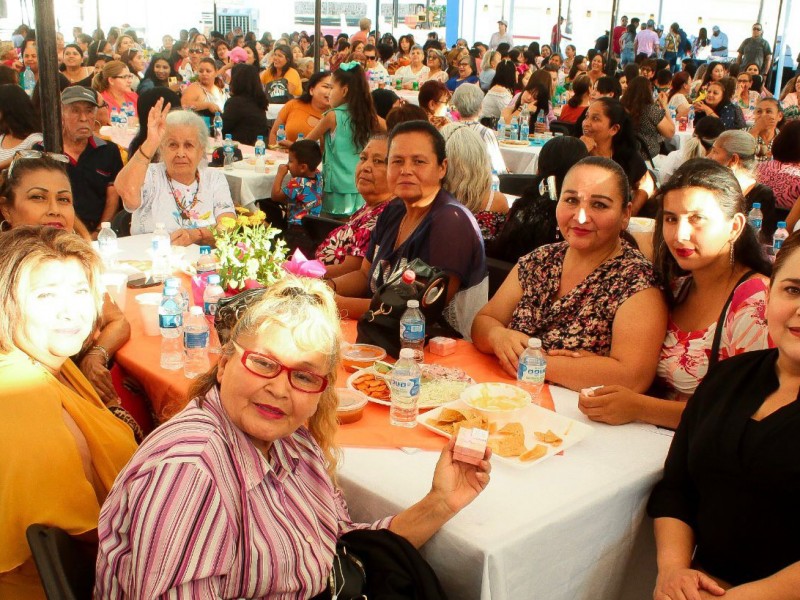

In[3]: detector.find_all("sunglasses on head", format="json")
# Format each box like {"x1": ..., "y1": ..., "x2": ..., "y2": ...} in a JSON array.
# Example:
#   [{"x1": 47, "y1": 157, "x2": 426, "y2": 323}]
[{"x1": 8, "y1": 150, "x2": 70, "y2": 179}]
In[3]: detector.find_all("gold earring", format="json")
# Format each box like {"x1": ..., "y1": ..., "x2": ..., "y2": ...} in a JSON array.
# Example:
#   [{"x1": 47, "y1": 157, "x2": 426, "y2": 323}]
[{"x1": 730, "y1": 241, "x2": 735, "y2": 266}]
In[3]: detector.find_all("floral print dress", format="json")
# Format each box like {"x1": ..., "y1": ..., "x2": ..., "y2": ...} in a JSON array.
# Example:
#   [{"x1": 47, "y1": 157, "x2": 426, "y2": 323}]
[
  {"x1": 508, "y1": 241, "x2": 660, "y2": 355},
  {"x1": 314, "y1": 202, "x2": 389, "y2": 265},
  {"x1": 656, "y1": 275, "x2": 772, "y2": 398}
]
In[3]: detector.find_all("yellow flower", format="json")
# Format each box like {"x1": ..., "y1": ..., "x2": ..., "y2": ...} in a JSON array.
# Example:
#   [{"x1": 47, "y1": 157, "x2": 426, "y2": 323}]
[
  {"x1": 234, "y1": 206, "x2": 249, "y2": 214},
  {"x1": 249, "y1": 210, "x2": 266, "y2": 226},
  {"x1": 219, "y1": 216, "x2": 237, "y2": 230},
  {"x1": 237, "y1": 215, "x2": 251, "y2": 226}
]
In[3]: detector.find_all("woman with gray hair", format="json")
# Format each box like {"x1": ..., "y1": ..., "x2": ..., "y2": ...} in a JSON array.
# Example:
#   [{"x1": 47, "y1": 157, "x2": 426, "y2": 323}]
[
  {"x1": 451, "y1": 82, "x2": 508, "y2": 174},
  {"x1": 479, "y1": 50, "x2": 501, "y2": 91},
  {"x1": 421, "y1": 48, "x2": 448, "y2": 84},
  {"x1": 394, "y1": 44, "x2": 429, "y2": 89},
  {"x1": 440, "y1": 122, "x2": 509, "y2": 241},
  {"x1": 708, "y1": 129, "x2": 778, "y2": 241},
  {"x1": 115, "y1": 100, "x2": 236, "y2": 245}
]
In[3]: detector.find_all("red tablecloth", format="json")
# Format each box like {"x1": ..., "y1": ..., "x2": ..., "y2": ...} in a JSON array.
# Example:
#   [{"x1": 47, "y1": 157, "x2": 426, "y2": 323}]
[{"x1": 114, "y1": 284, "x2": 552, "y2": 449}]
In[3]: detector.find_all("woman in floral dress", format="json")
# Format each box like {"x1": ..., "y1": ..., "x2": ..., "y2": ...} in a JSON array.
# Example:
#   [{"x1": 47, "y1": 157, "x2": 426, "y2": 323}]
[
  {"x1": 315, "y1": 135, "x2": 392, "y2": 278},
  {"x1": 473, "y1": 157, "x2": 667, "y2": 391},
  {"x1": 577, "y1": 159, "x2": 772, "y2": 428}
]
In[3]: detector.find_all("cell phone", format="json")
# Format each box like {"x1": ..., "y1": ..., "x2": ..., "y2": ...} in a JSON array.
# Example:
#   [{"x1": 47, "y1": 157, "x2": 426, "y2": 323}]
[{"x1": 127, "y1": 275, "x2": 160, "y2": 289}]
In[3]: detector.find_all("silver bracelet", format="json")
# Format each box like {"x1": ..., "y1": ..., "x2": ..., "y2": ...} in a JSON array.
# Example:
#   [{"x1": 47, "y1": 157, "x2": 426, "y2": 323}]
[{"x1": 88, "y1": 345, "x2": 110, "y2": 366}]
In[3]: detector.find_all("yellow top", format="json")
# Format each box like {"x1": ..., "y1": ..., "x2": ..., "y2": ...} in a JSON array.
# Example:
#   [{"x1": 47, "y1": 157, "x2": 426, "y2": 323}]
[
  {"x1": 260, "y1": 67, "x2": 303, "y2": 98},
  {"x1": 0, "y1": 352, "x2": 137, "y2": 599}
]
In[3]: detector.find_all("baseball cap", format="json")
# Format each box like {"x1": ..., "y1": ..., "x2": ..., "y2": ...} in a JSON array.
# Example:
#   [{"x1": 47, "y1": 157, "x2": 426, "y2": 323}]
[
  {"x1": 60, "y1": 86, "x2": 99, "y2": 106},
  {"x1": 497, "y1": 19, "x2": 508, "y2": 26},
  {"x1": 712, "y1": 25, "x2": 720, "y2": 32},
  {"x1": 647, "y1": 19, "x2": 655, "y2": 27}
]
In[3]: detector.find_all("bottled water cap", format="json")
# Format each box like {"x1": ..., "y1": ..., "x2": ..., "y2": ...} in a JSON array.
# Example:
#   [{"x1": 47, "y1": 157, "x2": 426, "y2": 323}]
[
  {"x1": 399, "y1": 348, "x2": 415, "y2": 359},
  {"x1": 190, "y1": 306, "x2": 203, "y2": 316},
  {"x1": 101, "y1": 222, "x2": 111, "y2": 229},
  {"x1": 528, "y1": 337, "x2": 542, "y2": 348},
  {"x1": 407, "y1": 299, "x2": 419, "y2": 308},
  {"x1": 208, "y1": 273, "x2": 221, "y2": 284},
  {"x1": 778, "y1": 221, "x2": 787, "y2": 228},
  {"x1": 752, "y1": 203, "x2": 761, "y2": 209}
]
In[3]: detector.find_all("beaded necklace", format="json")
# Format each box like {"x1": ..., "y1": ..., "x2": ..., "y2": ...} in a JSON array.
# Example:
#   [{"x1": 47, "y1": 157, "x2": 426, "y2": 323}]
[{"x1": 166, "y1": 170, "x2": 201, "y2": 224}]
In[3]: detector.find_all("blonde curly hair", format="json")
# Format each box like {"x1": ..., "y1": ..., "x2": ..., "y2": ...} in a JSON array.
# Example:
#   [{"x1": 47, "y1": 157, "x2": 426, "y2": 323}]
[{"x1": 189, "y1": 276, "x2": 343, "y2": 477}]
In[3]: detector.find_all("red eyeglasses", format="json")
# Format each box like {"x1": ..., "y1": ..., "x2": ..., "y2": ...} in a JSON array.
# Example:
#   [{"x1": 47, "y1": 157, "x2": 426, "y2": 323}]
[{"x1": 233, "y1": 341, "x2": 328, "y2": 393}]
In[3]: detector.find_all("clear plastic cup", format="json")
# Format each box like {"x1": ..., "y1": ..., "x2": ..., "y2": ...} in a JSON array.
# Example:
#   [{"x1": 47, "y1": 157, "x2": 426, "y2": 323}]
[{"x1": 135, "y1": 292, "x2": 163, "y2": 336}]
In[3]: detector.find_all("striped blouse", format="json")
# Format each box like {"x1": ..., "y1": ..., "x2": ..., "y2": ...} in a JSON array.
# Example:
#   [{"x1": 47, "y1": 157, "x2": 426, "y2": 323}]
[{"x1": 95, "y1": 386, "x2": 392, "y2": 598}]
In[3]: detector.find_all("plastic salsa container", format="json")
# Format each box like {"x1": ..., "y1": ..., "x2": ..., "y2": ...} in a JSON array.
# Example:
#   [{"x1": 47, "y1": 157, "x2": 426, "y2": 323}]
[
  {"x1": 341, "y1": 343, "x2": 387, "y2": 373},
  {"x1": 336, "y1": 388, "x2": 368, "y2": 424}
]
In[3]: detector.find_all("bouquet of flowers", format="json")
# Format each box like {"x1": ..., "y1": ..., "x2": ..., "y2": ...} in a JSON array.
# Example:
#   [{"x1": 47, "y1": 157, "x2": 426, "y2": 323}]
[{"x1": 212, "y1": 207, "x2": 287, "y2": 292}]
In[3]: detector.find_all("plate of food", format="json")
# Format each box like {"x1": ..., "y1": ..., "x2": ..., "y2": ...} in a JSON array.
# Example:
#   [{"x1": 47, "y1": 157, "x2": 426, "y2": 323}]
[
  {"x1": 499, "y1": 139, "x2": 531, "y2": 147},
  {"x1": 346, "y1": 363, "x2": 474, "y2": 409},
  {"x1": 418, "y1": 391, "x2": 592, "y2": 468}
]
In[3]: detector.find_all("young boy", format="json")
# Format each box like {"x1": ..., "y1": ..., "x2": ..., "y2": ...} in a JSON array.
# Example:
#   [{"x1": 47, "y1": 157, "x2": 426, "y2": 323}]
[{"x1": 270, "y1": 139, "x2": 323, "y2": 255}]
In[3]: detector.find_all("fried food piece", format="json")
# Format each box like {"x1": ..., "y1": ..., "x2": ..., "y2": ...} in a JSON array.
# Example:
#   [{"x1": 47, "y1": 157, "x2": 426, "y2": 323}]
[
  {"x1": 520, "y1": 444, "x2": 548, "y2": 462},
  {"x1": 534, "y1": 429, "x2": 563, "y2": 447},
  {"x1": 497, "y1": 422, "x2": 524, "y2": 438},
  {"x1": 487, "y1": 434, "x2": 526, "y2": 457}
]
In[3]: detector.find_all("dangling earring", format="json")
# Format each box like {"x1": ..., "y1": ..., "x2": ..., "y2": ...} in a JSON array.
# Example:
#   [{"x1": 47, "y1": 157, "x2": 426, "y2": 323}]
[{"x1": 729, "y1": 241, "x2": 735, "y2": 266}]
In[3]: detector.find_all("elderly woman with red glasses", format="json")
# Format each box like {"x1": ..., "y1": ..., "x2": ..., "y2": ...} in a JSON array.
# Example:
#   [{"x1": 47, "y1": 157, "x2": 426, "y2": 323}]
[{"x1": 95, "y1": 276, "x2": 490, "y2": 598}]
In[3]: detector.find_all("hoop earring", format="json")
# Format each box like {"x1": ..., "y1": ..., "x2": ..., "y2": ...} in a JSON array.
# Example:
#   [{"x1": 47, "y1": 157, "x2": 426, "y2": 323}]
[{"x1": 0, "y1": 219, "x2": 11, "y2": 233}]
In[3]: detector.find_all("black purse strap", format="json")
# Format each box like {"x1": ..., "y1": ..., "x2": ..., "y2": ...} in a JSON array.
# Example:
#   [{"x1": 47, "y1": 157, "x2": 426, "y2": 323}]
[{"x1": 709, "y1": 270, "x2": 755, "y2": 369}]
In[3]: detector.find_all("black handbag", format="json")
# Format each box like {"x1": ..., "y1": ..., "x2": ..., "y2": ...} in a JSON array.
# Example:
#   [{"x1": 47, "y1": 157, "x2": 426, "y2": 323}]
[{"x1": 356, "y1": 258, "x2": 457, "y2": 359}]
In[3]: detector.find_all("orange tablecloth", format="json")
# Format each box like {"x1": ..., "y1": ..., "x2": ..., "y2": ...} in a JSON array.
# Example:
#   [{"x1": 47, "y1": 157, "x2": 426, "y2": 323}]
[{"x1": 114, "y1": 284, "x2": 552, "y2": 449}]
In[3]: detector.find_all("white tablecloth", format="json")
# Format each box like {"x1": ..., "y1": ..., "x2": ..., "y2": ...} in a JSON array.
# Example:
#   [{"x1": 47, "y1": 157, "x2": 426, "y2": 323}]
[
  {"x1": 338, "y1": 385, "x2": 673, "y2": 600},
  {"x1": 212, "y1": 147, "x2": 288, "y2": 210},
  {"x1": 499, "y1": 142, "x2": 543, "y2": 174}
]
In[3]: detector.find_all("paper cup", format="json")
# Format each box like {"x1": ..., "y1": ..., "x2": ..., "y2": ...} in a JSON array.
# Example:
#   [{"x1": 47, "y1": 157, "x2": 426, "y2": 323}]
[
  {"x1": 135, "y1": 292, "x2": 163, "y2": 336},
  {"x1": 101, "y1": 272, "x2": 128, "y2": 311}
]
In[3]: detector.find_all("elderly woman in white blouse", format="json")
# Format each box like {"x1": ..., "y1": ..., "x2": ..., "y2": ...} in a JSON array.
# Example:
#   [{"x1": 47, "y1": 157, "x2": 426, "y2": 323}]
[{"x1": 115, "y1": 99, "x2": 236, "y2": 246}]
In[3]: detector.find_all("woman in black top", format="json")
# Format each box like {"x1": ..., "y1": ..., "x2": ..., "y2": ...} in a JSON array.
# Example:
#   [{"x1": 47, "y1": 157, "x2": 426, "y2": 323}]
[
  {"x1": 646, "y1": 231, "x2": 800, "y2": 599},
  {"x1": 222, "y1": 64, "x2": 269, "y2": 146},
  {"x1": 693, "y1": 79, "x2": 746, "y2": 131}
]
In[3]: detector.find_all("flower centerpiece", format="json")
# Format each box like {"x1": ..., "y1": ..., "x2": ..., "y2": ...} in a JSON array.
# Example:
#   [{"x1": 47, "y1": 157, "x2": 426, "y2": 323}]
[{"x1": 212, "y1": 207, "x2": 287, "y2": 292}]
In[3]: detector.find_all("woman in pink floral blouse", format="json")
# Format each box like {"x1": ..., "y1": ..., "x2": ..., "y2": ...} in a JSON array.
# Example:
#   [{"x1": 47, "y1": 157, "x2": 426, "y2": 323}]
[
  {"x1": 578, "y1": 159, "x2": 773, "y2": 429},
  {"x1": 315, "y1": 134, "x2": 393, "y2": 278}
]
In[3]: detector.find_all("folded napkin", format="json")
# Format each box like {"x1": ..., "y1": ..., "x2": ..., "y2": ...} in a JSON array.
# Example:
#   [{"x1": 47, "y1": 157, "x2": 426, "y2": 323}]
[{"x1": 282, "y1": 248, "x2": 326, "y2": 278}]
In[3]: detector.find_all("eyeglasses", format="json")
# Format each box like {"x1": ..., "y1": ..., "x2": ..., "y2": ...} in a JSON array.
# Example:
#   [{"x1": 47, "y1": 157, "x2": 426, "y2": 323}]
[
  {"x1": 459, "y1": 62, "x2": 470, "y2": 66},
  {"x1": 233, "y1": 341, "x2": 328, "y2": 393},
  {"x1": 112, "y1": 74, "x2": 134, "y2": 79},
  {"x1": 752, "y1": 27, "x2": 762, "y2": 31},
  {"x1": 8, "y1": 150, "x2": 70, "y2": 179},
  {"x1": 189, "y1": 48, "x2": 203, "y2": 54},
  {"x1": 365, "y1": 55, "x2": 377, "y2": 61}
]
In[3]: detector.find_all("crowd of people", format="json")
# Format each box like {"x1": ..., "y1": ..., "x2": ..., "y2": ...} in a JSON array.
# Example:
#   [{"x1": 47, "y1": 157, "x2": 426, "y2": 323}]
[{"x1": 1, "y1": 14, "x2": 800, "y2": 600}]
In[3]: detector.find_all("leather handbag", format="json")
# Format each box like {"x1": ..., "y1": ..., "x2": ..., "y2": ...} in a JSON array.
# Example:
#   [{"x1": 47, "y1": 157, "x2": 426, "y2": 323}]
[{"x1": 356, "y1": 258, "x2": 457, "y2": 358}]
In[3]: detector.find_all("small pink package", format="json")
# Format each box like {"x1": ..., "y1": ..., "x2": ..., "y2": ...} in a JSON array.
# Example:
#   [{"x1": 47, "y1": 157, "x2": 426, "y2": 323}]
[
  {"x1": 429, "y1": 336, "x2": 456, "y2": 356},
  {"x1": 453, "y1": 427, "x2": 489, "y2": 466}
]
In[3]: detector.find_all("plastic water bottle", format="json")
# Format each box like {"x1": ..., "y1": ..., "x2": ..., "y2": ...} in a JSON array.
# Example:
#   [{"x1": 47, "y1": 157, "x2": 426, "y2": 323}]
[
  {"x1": 490, "y1": 169, "x2": 500, "y2": 193},
  {"x1": 296, "y1": 133, "x2": 304, "y2": 141},
  {"x1": 97, "y1": 222, "x2": 118, "y2": 268},
  {"x1": 687, "y1": 105, "x2": 695, "y2": 132},
  {"x1": 110, "y1": 108, "x2": 120, "y2": 128},
  {"x1": 517, "y1": 338, "x2": 547, "y2": 404},
  {"x1": 536, "y1": 109, "x2": 546, "y2": 131},
  {"x1": 196, "y1": 245, "x2": 217, "y2": 274},
  {"x1": 203, "y1": 273, "x2": 225, "y2": 354},
  {"x1": 773, "y1": 221, "x2": 789, "y2": 255},
  {"x1": 124, "y1": 101, "x2": 135, "y2": 118},
  {"x1": 669, "y1": 107, "x2": 677, "y2": 121},
  {"x1": 22, "y1": 66, "x2": 35, "y2": 96},
  {"x1": 747, "y1": 203, "x2": 763, "y2": 233},
  {"x1": 117, "y1": 109, "x2": 128, "y2": 130},
  {"x1": 276, "y1": 124, "x2": 286, "y2": 145},
  {"x1": 164, "y1": 277, "x2": 189, "y2": 317},
  {"x1": 159, "y1": 287, "x2": 184, "y2": 370},
  {"x1": 509, "y1": 115, "x2": 519, "y2": 141},
  {"x1": 520, "y1": 113, "x2": 530, "y2": 141},
  {"x1": 223, "y1": 134, "x2": 234, "y2": 171},
  {"x1": 496, "y1": 120, "x2": 506, "y2": 139},
  {"x1": 254, "y1": 135, "x2": 266, "y2": 172},
  {"x1": 184, "y1": 306, "x2": 210, "y2": 378},
  {"x1": 399, "y1": 299, "x2": 425, "y2": 363},
  {"x1": 151, "y1": 222, "x2": 171, "y2": 282},
  {"x1": 213, "y1": 112, "x2": 223, "y2": 143},
  {"x1": 390, "y1": 348, "x2": 421, "y2": 427}
]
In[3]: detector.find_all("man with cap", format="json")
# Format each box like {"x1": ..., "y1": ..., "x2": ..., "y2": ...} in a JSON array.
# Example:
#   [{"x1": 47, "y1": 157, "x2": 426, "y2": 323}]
[
  {"x1": 710, "y1": 25, "x2": 728, "y2": 58},
  {"x1": 634, "y1": 19, "x2": 661, "y2": 59},
  {"x1": 737, "y1": 23, "x2": 772, "y2": 77},
  {"x1": 490, "y1": 20, "x2": 514, "y2": 50},
  {"x1": 551, "y1": 16, "x2": 570, "y2": 54},
  {"x1": 36, "y1": 86, "x2": 123, "y2": 236}
]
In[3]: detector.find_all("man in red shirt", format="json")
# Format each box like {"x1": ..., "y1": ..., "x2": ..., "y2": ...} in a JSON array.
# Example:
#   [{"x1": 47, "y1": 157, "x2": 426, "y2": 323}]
[
  {"x1": 551, "y1": 16, "x2": 571, "y2": 54},
  {"x1": 612, "y1": 15, "x2": 628, "y2": 57},
  {"x1": 350, "y1": 18, "x2": 371, "y2": 45}
]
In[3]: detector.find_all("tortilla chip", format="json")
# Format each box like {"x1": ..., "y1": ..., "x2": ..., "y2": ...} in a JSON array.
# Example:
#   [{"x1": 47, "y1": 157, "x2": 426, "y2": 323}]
[
  {"x1": 534, "y1": 429, "x2": 563, "y2": 446},
  {"x1": 520, "y1": 444, "x2": 548, "y2": 462}
]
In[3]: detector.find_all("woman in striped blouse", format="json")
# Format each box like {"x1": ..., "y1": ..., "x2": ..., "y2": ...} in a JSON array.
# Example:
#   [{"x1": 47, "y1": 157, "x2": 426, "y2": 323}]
[{"x1": 95, "y1": 277, "x2": 491, "y2": 598}]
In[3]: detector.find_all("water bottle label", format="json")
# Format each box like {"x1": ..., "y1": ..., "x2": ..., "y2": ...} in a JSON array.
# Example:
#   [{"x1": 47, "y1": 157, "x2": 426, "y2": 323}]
[
  {"x1": 392, "y1": 376, "x2": 421, "y2": 400},
  {"x1": 184, "y1": 330, "x2": 209, "y2": 349},
  {"x1": 255, "y1": 146, "x2": 265, "y2": 156},
  {"x1": 98, "y1": 238, "x2": 118, "y2": 252},
  {"x1": 204, "y1": 301, "x2": 217, "y2": 316},
  {"x1": 152, "y1": 237, "x2": 169, "y2": 252},
  {"x1": 750, "y1": 218, "x2": 762, "y2": 229},
  {"x1": 159, "y1": 313, "x2": 182, "y2": 328},
  {"x1": 518, "y1": 361, "x2": 546, "y2": 383},
  {"x1": 401, "y1": 322, "x2": 425, "y2": 341},
  {"x1": 775, "y1": 239, "x2": 785, "y2": 250}
]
